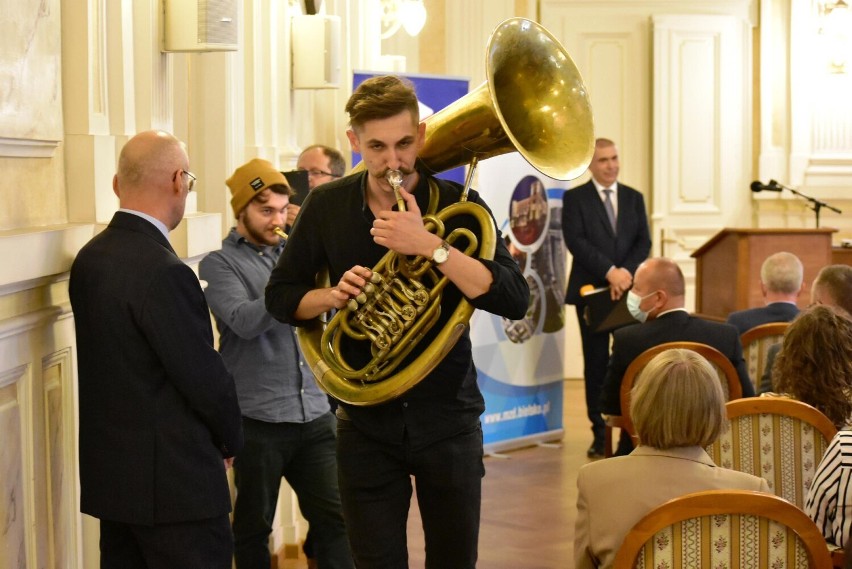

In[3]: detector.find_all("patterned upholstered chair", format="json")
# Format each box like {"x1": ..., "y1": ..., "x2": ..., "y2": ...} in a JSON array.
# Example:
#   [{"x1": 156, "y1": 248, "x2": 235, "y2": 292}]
[
  {"x1": 612, "y1": 490, "x2": 833, "y2": 568},
  {"x1": 740, "y1": 322, "x2": 789, "y2": 393},
  {"x1": 604, "y1": 341, "x2": 743, "y2": 457},
  {"x1": 705, "y1": 396, "x2": 837, "y2": 509}
]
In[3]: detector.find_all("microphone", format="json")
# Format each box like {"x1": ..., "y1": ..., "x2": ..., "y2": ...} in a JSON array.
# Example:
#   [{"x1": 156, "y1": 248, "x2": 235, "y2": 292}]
[{"x1": 750, "y1": 180, "x2": 782, "y2": 193}]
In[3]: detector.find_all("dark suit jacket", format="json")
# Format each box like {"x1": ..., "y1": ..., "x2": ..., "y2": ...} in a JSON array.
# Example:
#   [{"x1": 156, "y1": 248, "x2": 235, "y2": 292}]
[
  {"x1": 562, "y1": 180, "x2": 651, "y2": 305},
  {"x1": 69, "y1": 212, "x2": 243, "y2": 525},
  {"x1": 599, "y1": 310, "x2": 755, "y2": 414},
  {"x1": 725, "y1": 302, "x2": 799, "y2": 335}
]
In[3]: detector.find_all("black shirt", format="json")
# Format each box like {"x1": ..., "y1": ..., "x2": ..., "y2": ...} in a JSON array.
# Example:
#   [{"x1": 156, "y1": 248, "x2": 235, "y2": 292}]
[{"x1": 266, "y1": 169, "x2": 529, "y2": 449}]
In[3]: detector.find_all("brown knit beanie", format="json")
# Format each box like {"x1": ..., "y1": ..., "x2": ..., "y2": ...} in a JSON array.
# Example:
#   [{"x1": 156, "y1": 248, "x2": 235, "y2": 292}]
[{"x1": 226, "y1": 158, "x2": 289, "y2": 216}]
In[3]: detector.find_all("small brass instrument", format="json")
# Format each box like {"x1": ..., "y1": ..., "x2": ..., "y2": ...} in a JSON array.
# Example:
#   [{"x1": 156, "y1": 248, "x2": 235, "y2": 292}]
[
  {"x1": 273, "y1": 227, "x2": 288, "y2": 240},
  {"x1": 297, "y1": 17, "x2": 594, "y2": 406}
]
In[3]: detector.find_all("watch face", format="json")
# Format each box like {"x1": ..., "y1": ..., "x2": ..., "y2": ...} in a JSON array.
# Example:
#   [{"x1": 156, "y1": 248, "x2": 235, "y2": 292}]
[{"x1": 433, "y1": 244, "x2": 450, "y2": 264}]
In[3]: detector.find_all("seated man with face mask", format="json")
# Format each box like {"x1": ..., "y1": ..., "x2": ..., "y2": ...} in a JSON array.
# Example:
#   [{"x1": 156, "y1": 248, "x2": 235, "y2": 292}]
[{"x1": 599, "y1": 257, "x2": 754, "y2": 455}]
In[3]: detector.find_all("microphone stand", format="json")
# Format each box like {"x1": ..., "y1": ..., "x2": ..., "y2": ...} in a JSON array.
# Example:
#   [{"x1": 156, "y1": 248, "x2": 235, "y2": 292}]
[{"x1": 772, "y1": 181, "x2": 843, "y2": 228}]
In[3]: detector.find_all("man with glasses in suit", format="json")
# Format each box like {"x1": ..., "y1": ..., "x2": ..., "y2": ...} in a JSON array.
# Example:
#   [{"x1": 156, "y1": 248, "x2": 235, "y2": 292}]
[
  {"x1": 286, "y1": 144, "x2": 346, "y2": 228},
  {"x1": 70, "y1": 130, "x2": 243, "y2": 569}
]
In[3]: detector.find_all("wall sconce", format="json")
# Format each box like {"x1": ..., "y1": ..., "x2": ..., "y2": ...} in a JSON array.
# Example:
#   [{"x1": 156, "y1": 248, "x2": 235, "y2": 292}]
[
  {"x1": 818, "y1": 0, "x2": 852, "y2": 73},
  {"x1": 380, "y1": 0, "x2": 428, "y2": 39}
]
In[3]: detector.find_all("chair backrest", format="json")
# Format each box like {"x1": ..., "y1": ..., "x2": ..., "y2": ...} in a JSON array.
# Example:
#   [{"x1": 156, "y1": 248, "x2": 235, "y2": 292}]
[
  {"x1": 618, "y1": 341, "x2": 743, "y2": 437},
  {"x1": 741, "y1": 322, "x2": 790, "y2": 393},
  {"x1": 612, "y1": 489, "x2": 833, "y2": 569},
  {"x1": 705, "y1": 396, "x2": 837, "y2": 509}
]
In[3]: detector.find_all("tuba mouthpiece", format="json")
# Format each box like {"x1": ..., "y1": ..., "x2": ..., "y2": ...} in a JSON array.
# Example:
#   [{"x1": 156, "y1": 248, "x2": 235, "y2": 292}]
[
  {"x1": 385, "y1": 169, "x2": 404, "y2": 188},
  {"x1": 385, "y1": 170, "x2": 406, "y2": 212}
]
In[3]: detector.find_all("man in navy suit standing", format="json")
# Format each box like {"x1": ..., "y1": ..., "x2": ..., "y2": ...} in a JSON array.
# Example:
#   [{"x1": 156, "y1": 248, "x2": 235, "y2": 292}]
[
  {"x1": 70, "y1": 130, "x2": 244, "y2": 569},
  {"x1": 562, "y1": 138, "x2": 651, "y2": 458}
]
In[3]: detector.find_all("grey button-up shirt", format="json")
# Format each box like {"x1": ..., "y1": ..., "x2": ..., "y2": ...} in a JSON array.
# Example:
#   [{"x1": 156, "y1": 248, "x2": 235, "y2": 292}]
[{"x1": 199, "y1": 228, "x2": 329, "y2": 423}]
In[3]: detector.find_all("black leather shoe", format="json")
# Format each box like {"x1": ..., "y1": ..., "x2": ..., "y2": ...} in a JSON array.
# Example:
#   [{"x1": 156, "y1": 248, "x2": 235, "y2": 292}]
[{"x1": 586, "y1": 441, "x2": 605, "y2": 458}]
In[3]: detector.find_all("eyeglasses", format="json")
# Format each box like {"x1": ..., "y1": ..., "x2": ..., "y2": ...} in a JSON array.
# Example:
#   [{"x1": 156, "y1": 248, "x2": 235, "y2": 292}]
[
  {"x1": 299, "y1": 168, "x2": 339, "y2": 179},
  {"x1": 173, "y1": 169, "x2": 197, "y2": 192}
]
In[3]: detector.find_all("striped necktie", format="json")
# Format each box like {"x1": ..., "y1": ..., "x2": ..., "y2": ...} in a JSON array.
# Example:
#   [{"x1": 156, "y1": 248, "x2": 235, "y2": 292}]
[{"x1": 603, "y1": 188, "x2": 617, "y2": 233}]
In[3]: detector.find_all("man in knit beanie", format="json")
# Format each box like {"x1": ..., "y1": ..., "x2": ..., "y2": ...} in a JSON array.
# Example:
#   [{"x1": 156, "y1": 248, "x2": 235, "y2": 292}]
[{"x1": 200, "y1": 158, "x2": 353, "y2": 569}]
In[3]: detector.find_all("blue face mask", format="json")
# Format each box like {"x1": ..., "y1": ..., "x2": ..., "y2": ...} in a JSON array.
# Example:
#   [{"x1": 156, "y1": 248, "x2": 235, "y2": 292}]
[{"x1": 626, "y1": 290, "x2": 655, "y2": 323}]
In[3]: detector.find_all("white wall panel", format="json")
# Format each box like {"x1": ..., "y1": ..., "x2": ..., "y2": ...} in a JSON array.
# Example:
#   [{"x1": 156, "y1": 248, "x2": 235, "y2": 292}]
[
  {"x1": 541, "y1": 4, "x2": 654, "y2": 193},
  {"x1": 0, "y1": 366, "x2": 27, "y2": 568},
  {"x1": 445, "y1": 0, "x2": 526, "y2": 85},
  {"x1": 43, "y1": 349, "x2": 77, "y2": 569},
  {"x1": 652, "y1": 14, "x2": 752, "y2": 253}
]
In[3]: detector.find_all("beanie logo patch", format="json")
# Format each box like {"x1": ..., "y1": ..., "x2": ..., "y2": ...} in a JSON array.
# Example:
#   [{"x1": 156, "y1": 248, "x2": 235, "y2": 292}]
[{"x1": 250, "y1": 177, "x2": 265, "y2": 191}]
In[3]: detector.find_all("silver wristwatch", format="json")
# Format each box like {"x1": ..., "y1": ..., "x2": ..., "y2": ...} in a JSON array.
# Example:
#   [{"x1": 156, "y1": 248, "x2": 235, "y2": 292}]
[{"x1": 431, "y1": 240, "x2": 450, "y2": 264}]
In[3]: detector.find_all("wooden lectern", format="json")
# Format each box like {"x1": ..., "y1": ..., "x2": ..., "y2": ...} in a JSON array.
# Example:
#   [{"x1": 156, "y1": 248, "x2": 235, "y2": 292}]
[{"x1": 691, "y1": 228, "x2": 836, "y2": 320}]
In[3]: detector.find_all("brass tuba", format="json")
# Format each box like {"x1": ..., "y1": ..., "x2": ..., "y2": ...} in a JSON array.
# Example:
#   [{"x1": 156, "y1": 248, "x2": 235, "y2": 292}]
[{"x1": 297, "y1": 17, "x2": 594, "y2": 405}]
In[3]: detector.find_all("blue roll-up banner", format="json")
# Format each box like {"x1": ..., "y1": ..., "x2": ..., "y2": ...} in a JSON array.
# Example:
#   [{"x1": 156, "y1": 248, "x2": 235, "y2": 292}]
[
  {"x1": 474, "y1": 154, "x2": 571, "y2": 453},
  {"x1": 352, "y1": 72, "x2": 569, "y2": 452}
]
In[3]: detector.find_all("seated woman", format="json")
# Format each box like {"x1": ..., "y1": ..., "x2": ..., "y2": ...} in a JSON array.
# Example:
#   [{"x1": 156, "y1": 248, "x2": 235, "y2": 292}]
[
  {"x1": 774, "y1": 305, "x2": 852, "y2": 548},
  {"x1": 772, "y1": 304, "x2": 852, "y2": 429},
  {"x1": 574, "y1": 348, "x2": 769, "y2": 569}
]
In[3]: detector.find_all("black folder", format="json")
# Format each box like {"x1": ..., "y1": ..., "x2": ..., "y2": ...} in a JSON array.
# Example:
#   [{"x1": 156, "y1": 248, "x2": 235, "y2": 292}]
[
  {"x1": 282, "y1": 170, "x2": 310, "y2": 205},
  {"x1": 581, "y1": 286, "x2": 639, "y2": 333}
]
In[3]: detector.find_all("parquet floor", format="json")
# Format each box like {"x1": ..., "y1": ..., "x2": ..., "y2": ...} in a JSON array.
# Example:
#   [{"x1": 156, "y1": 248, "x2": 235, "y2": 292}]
[
  {"x1": 283, "y1": 379, "x2": 590, "y2": 569},
  {"x1": 407, "y1": 379, "x2": 588, "y2": 568}
]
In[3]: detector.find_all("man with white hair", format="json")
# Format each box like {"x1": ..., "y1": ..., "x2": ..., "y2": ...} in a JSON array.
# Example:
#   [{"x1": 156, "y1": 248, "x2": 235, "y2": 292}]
[{"x1": 726, "y1": 251, "x2": 803, "y2": 334}]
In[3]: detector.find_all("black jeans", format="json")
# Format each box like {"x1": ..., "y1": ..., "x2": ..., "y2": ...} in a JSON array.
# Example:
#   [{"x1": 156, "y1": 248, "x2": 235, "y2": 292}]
[
  {"x1": 336, "y1": 419, "x2": 484, "y2": 569},
  {"x1": 232, "y1": 413, "x2": 353, "y2": 569}
]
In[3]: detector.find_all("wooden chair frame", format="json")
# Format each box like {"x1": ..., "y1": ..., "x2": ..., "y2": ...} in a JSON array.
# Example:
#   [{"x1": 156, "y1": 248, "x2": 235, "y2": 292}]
[
  {"x1": 723, "y1": 396, "x2": 837, "y2": 443},
  {"x1": 612, "y1": 490, "x2": 833, "y2": 568},
  {"x1": 706, "y1": 396, "x2": 837, "y2": 512},
  {"x1": 740, "y1": 321, "x2": 790, "y2": 348},
  {"x1": 740, "y1": 321, "x2": 790, "y2": 392},
  {"x1": 604, "y1": 342, "x2": 743, "y2": 456}
]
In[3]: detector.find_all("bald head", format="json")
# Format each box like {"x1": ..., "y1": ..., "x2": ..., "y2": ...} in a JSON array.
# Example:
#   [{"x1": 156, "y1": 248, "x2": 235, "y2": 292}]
[
  {"x1": 641, "y1": 258, "x2": 685, "y2": 297},
  {"x1": 632, "y1": 257, "x2": 686, "y2": 319},
  {"x1": 114, "y1": 130, "x2": 192, "y2": 230},
  {"x1": 117, "y1": 131, "x2": 187, "y2": 191}
]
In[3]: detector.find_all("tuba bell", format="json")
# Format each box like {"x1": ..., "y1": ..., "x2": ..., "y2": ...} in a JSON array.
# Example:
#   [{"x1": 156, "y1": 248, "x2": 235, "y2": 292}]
[{"x1": 297, "y1": 17, "x2": 594, "y2": 406}]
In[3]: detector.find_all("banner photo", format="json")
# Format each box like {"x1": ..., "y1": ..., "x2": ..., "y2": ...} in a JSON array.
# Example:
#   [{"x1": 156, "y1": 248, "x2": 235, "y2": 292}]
[
  {"x1": 472, "y1": 153, "x2": 572, "y2": 452},
  {"x1": 352, "y1": 71, "x2": 469, "y2": 185}
]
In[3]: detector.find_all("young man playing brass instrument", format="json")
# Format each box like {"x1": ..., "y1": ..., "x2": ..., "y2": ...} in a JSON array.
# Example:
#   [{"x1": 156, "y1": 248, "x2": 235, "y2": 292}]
[
  {"x1": 199, "y1": 158, "x2": 352, "y2": 569},
  {"x1": 265, "y1": 76, "x2": 529, "y2": 567}
]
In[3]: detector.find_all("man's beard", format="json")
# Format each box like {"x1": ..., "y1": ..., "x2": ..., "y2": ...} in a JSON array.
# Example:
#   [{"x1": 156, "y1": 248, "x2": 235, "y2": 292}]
[{"x1": 243, "y1": 218, "x2": 280, "y2": 246}]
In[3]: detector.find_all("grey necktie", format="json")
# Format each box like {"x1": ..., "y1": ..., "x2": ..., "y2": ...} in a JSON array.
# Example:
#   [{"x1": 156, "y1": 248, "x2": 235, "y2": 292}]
[{"x1": 603, "y1": 188, "x2": 617, "y2": 233}]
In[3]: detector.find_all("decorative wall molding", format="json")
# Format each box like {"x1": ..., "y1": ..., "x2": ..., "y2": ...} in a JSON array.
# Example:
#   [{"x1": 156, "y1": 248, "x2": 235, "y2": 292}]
[
  {"x1": 652, "y1": 13, "x2": 753, "y2": 245},
  {"x1": 541, "y1": 2, "x2": 652, "y2": 196},
  {"x1": 0, "y1": 363, "x2": 28, "y2": 390},
  {"x1": 0, "y1": 305, "x2": 68, "y2": 342},
  {"x1": 0, "y1": 364, "x2": 29, "y2": 567},
  {"x1": 168, "y1": 212, "x2": 222, "y2": 259},
  {"x1": 0, "y1": 137, "x2": 61, "y2": 158},
  {"x1": 0, "y1": 224, "x2": 94, "y2": 288},
  {"x1": 42, "y1": 348, "x2": 78, "y2": 569}
]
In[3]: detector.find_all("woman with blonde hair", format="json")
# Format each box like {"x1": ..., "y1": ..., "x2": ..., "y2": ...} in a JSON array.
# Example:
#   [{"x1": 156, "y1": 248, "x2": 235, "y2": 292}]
[{"x1": 574, "y1": 348, "x2": 769, "y2": 569}]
